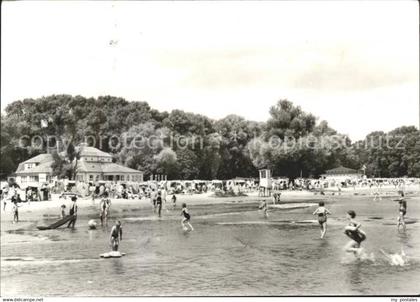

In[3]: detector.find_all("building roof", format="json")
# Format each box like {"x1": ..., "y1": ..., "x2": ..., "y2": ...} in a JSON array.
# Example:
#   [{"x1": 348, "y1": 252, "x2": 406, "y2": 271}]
[
  {"x1": 16, "y1": 153, "x2": 54, "y2": 174},
  {"x1": 78, "y1": 146, "x2": 112, "y2": 158},
  {"x1": 16, "y1": 161, "x2": 54, "y2": 175},
  {"x1": 78, "y1": 161, "x2": 142, "y2": 174},
  {"x1": 21, "y1": 153, "x2": 53, "y2": 164},
  {"x1": 324, "y1": 166, "x2": 360, "y2": 175}
]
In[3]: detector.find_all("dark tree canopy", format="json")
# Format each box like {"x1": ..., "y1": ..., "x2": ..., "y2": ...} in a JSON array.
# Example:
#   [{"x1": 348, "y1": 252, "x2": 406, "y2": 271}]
[{"x1": 1, "y1": 95, "x2": 419, "y2": 180}]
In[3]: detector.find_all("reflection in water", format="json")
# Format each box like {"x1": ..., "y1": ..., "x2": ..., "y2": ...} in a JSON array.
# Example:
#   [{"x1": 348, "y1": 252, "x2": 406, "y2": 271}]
[
  {"x1": 347, "y1": 262, "x2": 368, "y2": 294},
  {"x1": 111, "y1": 258, "x2": 125, "y2": 275},
  {"x1": 397, "y1": 231, "x2": 413, "y2": 248}
]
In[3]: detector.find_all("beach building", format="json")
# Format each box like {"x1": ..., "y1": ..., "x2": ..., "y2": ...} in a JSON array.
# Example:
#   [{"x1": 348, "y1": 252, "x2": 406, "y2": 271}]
[
  {"x1": 14, "y1": 146, "x2": 143, "y2": 186},
  {"x1": 321, "y1": 166, "x2": 362, "y2": 182},
  {"x1": 75, "y1": 146, "x2": 143, "y2": 182},
  {"x1": 15, "y1": 154, "x2": 55, "y2": 187}
]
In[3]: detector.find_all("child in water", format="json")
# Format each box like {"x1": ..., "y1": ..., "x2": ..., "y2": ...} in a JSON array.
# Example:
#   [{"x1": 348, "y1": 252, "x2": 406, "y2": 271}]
[
  {"x1": 344, "y1": 210, "x2": 367, "y2": 258},
  {"x1": 312, "y1": 201, "x2": 331, "y2": 239},
  {"x1": 259, "y1": 200, "x2": 268, "y2": 218},
  {"x1": 397, "y1": 199, "x2": 407, "y2": 231},
  {"x1": 181, "y1": 203, "x2": 194, "y2": 231}
]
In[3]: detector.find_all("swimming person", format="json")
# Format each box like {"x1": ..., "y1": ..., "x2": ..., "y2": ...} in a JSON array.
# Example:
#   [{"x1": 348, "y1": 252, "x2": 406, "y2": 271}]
[
  {"x1": 99, "y1": 192, "x2": 111, "y2": 226},
  {"x1": 397, "y1": 199, "x2": 407, "y2": 231},
  {"x1": 67, "y1": 196, "x2": 78, "y2": 229},
  {"x1": 312, "y1": 201, "x2": 331, "y2": 239},
  {"x1": 60, "y1": 204, "x2": 66, "y2": 218},
  {"x1": 344, "y1": 210, "x2": 367, "y2": 258},
  {"x1": 181, "y1": 203, "x2": 194, "y2": 231},
  {"x1": 259, "y1": 200, "x2": 268, "y2": 218},
  {"x1": 110, "y1": 220, "x2": 123, "y2": 251}
]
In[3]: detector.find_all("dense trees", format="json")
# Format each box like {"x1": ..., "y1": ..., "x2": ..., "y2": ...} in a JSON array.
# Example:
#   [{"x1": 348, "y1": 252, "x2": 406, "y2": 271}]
[{"x1": 1, "y1": 95, "x2": 419, "y2": 180}]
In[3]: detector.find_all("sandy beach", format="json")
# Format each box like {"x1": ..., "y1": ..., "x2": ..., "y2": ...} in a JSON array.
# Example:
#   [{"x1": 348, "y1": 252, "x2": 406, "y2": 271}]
[{"x1": 2, "y1": 184, "x2": 419, "y2": 232}]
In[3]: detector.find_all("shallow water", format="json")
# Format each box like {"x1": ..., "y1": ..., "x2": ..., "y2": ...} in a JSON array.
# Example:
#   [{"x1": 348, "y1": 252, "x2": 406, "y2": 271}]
[{"x1": 1, "y1": 196, "x2": 420, "y2": 296}]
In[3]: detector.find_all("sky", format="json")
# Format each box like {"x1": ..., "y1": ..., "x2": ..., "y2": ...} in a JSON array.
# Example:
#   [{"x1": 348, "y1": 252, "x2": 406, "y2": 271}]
[{"x1": 1, "y1": 1, "x2": 419, "y2": 141}]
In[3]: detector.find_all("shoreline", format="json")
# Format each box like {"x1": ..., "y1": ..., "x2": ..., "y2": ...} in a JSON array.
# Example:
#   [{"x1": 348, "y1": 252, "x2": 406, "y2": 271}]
[{"x1": 1, "y1": 186, "x2": 419, "y2": 232}]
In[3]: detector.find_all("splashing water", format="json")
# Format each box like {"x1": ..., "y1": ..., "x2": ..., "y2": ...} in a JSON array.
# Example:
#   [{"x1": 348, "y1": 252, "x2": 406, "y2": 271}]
[{"x1": 380, "y1": 249, "x2": 409, "y2": 267}]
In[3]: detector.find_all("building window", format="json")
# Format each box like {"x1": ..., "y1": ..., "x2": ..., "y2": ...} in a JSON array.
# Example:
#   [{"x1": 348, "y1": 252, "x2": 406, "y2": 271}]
[
  {"x1": 121, "y1": 175, "x2": 125, "y2": 181},
  {"x1": 89, "y1": 175, "x2": 93, "y2": 181},
  {"x1": 29, "y1": 175, "x2": 39, "y2": 182}
]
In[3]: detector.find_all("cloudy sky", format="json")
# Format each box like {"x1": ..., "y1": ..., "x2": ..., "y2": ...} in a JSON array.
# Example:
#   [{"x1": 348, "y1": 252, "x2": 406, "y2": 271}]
[{"x1": 1, "y1": 1, "x2": 418, "y2": 140}]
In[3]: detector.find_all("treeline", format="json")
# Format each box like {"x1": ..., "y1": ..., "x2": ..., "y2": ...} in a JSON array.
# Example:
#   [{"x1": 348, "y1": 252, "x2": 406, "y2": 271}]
[{"x1": 1, "y1": 95, "x2": 419, "y2": 180}]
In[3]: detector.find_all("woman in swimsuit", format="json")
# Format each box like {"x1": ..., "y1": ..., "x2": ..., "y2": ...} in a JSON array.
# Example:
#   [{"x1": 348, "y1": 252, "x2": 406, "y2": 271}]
[
  {"x1": 397, "y1": 199, "x2": 407, "y2": 231},
  {"x1": 344, "y1": 210, "x2": 366, "y2": 257},
  {"x1": 181, "y1": 203, "x2": 194, "y2": 231},
  {"x1": 312, "y1": 201, "x2": 331, "y2": 239}
]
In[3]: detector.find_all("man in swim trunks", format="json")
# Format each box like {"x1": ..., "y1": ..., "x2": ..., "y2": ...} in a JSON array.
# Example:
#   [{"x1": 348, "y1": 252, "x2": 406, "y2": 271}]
[
  {"x1": 110, "y1": 220, "x2": 123, "y2": 251},
  {"x1": 344, "y1": 210, "x2": 366, "y2": 258},
  {"x1": 397, "y1": 199, "x2": 407, "y2": 231},
  {"x1": 67, "y1": 196, "x2": 78, "y2": 229},
  {"x1": 312, "y1": 201, "x2": 331, "y2": 239}
]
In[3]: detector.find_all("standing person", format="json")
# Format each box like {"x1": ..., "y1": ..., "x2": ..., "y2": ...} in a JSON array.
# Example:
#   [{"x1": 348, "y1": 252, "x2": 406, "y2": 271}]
[
  {"x1": 67, "y1": 197, "x2": 78, "y2": 229},
  {"x1": 171, "y1": 194, "x2": 177, "y2": 210},
  {"x1": 156, "y1": 192, "x2": 163, "y2": 218},
  {"x1": 151, "y1": 189, "x2": 157, "y2": 213},
  {"x1": 259, "y1": 199, "x2": 268, "y2": 218},
  {"x1": 373, "y1": 183, "x2": 382, "y2": 202},
  {"x1": 161, "y1": 188, "x2": 167, "y2": 204},
  {"x1": 181, "y1": 203, "x2": 194, "y2": 231},
  {"x1": 312, "y1": 202, "x2": 332, "y2": 239},
  {"x1": 397, "y1": 199, "x2": 407, "y2": 231},
  {"x1": 109, "y1": 220, "x2": 123, "y2": 251},
  {"x1": 397, "y1": 182, "x2": 405, "y2": 198},
  {"x1": 12, "y1": 199, "x2": 19, "y2": 223},
  {"x1": 344, "y1": 210, "x2": 367, "y2": 258},
  {"x1": 99, "y1": 192, "x2": 111, "y2": 226},
  {"x1": 60, "y1": 204, "x2": 66, "y2": 218},
  {"x1": 89, "y1": 184, "x2": 96, "y2": 202}
]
